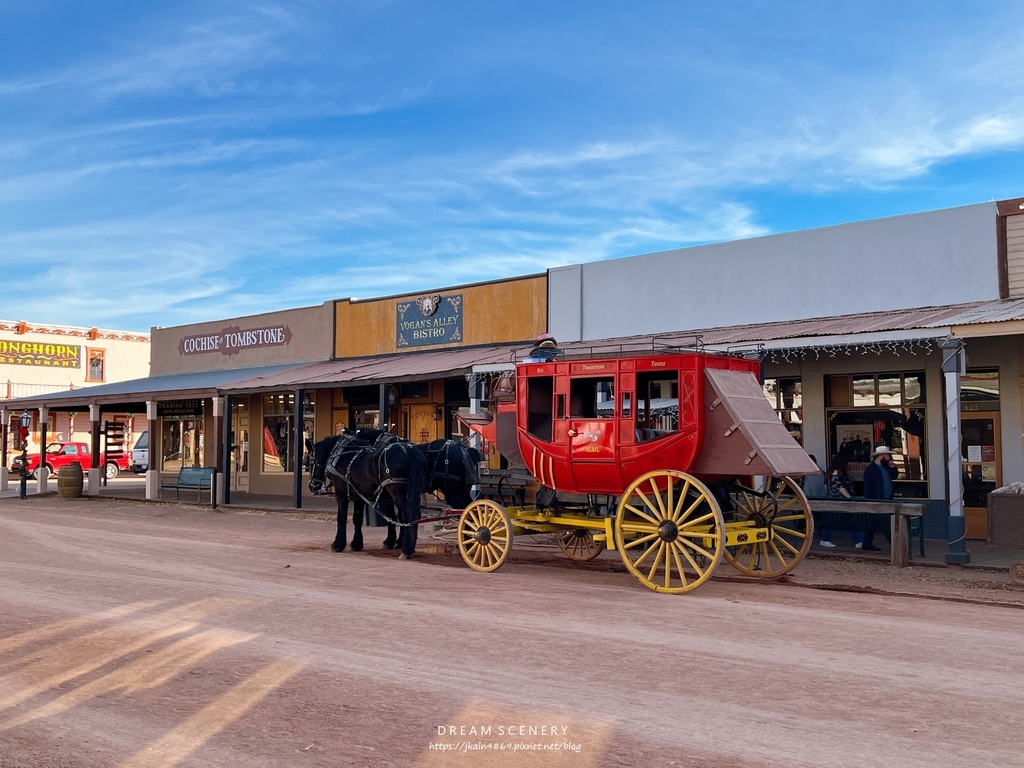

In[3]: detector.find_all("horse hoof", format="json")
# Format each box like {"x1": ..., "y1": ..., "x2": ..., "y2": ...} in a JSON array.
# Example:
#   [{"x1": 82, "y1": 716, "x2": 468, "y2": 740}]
[
  {"x1": 331, "y1": 544, "x2": 346, "y2": 553},
  {"x1": 383, "y1": 542, "x2": 396, "y2": 550},
  {"x1": 351, "y1": 543, "x2": 363, "y2": 552},
  {"x1": 399, "y1": 553, "x2": 410, "y2": 560}
]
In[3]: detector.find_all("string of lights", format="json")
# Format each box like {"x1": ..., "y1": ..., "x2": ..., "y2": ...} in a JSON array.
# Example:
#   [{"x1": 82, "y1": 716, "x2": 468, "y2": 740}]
[{"x1": 761, "y1": 338, "x2": 940, "y2": 365}]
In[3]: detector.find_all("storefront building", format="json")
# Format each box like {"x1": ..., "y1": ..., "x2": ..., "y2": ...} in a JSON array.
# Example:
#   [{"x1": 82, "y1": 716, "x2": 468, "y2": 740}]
[
  {"x1": 546, "y1": 197, "x2": 1024, "y2": 555},
  {"x1": 0, "y1": 320, "x2": 150, "y2": 480},
  {"x1": 9, "y1": 197, "x2": 1024, "y2": 559}
]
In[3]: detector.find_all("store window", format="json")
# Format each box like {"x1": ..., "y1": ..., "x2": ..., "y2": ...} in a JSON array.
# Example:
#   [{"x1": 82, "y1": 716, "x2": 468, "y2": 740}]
[
  {"x1": 825, "y1": 372, "x2": 926, "y2": 498},
  {"x1": 762, "y1": 377, "x2": 802, "y2": 444},
  {"x1": 86, "y1": 348, "x2": 105, "y2": 382},
  {"x1": 162, "y1": 419, "x2": 202, "y2": 472},
  {"x1": 262, "y1": 392, "x2": 316, "y2": 474}
]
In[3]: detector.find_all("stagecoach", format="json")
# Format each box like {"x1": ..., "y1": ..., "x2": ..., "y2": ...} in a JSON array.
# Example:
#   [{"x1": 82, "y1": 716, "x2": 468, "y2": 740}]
[{"x1": 456, "y1": 344, "x2": 820, "y2": 593}]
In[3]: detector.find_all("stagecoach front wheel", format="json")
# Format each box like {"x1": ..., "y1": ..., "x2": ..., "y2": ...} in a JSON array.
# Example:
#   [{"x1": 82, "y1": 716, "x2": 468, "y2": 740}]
[
  {"x1": 556, "y1": 529, "x2": 606, "y2": 561},
  {"x1": 614, "y1": 470, "x2": 724, "y2": 594},
  {"x1": 457, "y1": 500, "x2": 513, "y2": 573},
  {"x1": 725, "y1": 476, "x2": 813, "y2": 578}
]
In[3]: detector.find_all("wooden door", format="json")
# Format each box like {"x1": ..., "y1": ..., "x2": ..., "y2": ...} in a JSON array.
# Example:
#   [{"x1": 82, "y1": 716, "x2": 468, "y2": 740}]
[{"x1": 961, "y1": 411, "x2": 1000, "y2": 539}]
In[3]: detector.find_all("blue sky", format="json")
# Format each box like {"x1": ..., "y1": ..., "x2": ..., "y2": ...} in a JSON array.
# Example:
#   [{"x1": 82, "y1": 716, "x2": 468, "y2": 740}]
[{"x1": 3, "y1": 1, "x2": 1024, "y2": 333}]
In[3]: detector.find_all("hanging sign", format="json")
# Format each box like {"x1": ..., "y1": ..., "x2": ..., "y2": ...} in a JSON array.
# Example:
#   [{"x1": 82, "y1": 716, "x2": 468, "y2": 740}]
[{"x1": 396, "y1": 294, "x2": 463, "y2": 348}]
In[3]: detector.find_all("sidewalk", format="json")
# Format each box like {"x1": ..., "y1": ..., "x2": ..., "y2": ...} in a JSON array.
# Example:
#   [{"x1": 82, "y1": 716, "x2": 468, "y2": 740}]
[{"x1": 3, "y1": 476, "x2": 1023, "y2": 572}]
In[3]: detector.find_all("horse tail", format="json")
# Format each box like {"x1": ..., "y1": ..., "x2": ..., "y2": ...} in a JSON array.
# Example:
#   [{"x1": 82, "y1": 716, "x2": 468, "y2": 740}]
[{"x1": 403, "y1": 443, "x2": 427, "y2": 524}]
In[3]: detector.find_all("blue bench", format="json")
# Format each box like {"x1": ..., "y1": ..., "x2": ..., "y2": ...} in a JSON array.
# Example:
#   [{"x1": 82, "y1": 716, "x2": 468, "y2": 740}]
[{"x1": 161, "y1": 467, "x2": 215, "y2": 503}]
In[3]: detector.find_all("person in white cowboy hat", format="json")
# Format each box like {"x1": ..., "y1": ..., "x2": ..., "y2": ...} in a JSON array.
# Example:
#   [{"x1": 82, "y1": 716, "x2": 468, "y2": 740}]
[{"x1": 858, "y1": 445, "x2": 899, "y2": 551}]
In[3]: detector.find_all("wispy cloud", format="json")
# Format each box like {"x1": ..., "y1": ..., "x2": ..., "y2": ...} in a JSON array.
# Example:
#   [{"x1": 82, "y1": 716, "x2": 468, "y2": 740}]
[{"x1": 3, "y1": 3, "x2": 1024, "y2": 330}]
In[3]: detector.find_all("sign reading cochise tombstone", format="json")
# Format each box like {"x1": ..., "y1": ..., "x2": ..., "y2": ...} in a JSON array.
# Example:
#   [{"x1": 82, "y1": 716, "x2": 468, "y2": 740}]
[
  {"x1": 177, "y1": 325, "x2": 293, "y2": 356},
  {"x1": 396, "y1": 294, "x2": 463, "y2": 348}
]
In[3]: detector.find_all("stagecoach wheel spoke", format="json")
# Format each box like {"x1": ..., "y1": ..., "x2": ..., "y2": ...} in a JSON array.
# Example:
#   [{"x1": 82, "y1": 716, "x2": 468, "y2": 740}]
[
  {"x1": 614, "y1": 470, "x2": 724, "y2": 594},
  {"x1": 724, "y1": 476, "x2": 813, "y2": 578},
  {"x1": 556, "y1": 529, "x2": 606, "y2": 561},
  {"x1": 457, "y1": 500, "x2": 512, "y2": 573}
]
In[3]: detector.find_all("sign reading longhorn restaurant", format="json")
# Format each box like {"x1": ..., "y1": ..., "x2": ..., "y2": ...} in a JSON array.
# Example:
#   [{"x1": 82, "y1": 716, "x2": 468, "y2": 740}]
[
  {"x1": 178, "y1": 325, "x2": 293, "y2": 356},
  {"x1": 0, "y1": 339, "x2": 81, "y2": 368},
  {"x1": 396, "y1": 294, "x2": 463, "y2": 348}
]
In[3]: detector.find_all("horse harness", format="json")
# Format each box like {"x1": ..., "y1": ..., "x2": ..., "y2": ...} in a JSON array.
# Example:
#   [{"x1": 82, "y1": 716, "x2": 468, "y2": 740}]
[{"x1": 323, "y1": 434, "x2": 411, "y2": 517}]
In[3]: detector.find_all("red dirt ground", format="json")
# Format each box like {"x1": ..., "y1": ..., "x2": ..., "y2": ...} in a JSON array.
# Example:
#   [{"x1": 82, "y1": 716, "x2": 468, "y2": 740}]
[{"x1": 1, "y1": 495, "x2": 1023, "y2": 768}]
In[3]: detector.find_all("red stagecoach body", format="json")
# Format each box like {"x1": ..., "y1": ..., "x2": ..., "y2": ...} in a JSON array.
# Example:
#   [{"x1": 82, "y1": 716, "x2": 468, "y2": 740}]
[{"x1": 466, "y1": 349, "x2": 818, "y2": 496}]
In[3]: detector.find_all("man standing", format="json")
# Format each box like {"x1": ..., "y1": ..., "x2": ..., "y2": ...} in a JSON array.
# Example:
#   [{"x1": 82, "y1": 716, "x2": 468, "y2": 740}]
[{"x1": 859, "y1": 446, "x2": 899, "y2": 551}]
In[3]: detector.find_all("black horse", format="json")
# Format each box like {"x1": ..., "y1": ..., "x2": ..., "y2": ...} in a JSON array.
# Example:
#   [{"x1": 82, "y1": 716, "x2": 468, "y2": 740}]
[
  {"x1": 308, "y1": 433, "x2": 427, "y2": 559},
  {"x1": 355, "y1": 429, "x2": 481, "y2": 507},
  {"x1": 355, "y1": 429, "x2": 481, "y2": 550}
]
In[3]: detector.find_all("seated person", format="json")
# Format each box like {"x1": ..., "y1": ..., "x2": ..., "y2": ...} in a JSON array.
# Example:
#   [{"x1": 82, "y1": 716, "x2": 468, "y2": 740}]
[{"x1": 525, "y1": 333, "x2": 561, "y2": 362}]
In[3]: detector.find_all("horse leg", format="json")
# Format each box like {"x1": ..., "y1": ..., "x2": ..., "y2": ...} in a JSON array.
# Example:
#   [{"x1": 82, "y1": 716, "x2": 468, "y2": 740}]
[
  {"x1": 382, "y1": 501, "x2": 398, "y2": 550},
  {"x1": 398, "y1": 490, "x2": 420, "y2": 560},
  {"x1": 351, "y1": 499, "x2": 364, "y2": 552},
  {"x1": 331, "y1": 490, "x2": 348, "y2": 552}
]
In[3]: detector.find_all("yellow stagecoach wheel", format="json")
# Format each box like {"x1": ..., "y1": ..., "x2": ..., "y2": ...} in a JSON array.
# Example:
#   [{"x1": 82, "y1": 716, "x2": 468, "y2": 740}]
[
  {"x1": 614, "y1": 470, "x2": 725, "y2": 594},
  {"x1": 725, "y1": 476, "x2": 813, "y2": 578},
  {"x1": 457, "y1": 500, "x2": 513, "y2": 573},
  {"x1": 555, "y1": 529, "x2": 606, "y2": 561}
]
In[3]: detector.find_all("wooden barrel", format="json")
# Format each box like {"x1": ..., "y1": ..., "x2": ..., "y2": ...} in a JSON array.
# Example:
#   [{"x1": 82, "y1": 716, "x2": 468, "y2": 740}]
[{"x1": 57, "y1": 463, "x2": 84, "y2": 499}]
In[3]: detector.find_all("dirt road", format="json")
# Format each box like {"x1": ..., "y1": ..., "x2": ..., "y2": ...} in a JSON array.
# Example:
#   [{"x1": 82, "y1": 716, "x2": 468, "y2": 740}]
[{"x1": 1, "y1": 497, "x2": 1022, "y2": 768}]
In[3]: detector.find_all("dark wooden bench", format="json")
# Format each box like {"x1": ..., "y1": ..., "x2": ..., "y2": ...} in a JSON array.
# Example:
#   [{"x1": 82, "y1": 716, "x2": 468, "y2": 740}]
[
  {"x1": 161, "y1": 466, "x2": 215, "y2": 503},
  {"x1": 807, "y1": 498, "x2": 925, "y2": 567}
]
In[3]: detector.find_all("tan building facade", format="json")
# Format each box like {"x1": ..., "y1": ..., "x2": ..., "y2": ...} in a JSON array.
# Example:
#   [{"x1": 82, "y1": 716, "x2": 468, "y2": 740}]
[{"x1": 1, "y1": 320, "x2": 150, "y2": 462}]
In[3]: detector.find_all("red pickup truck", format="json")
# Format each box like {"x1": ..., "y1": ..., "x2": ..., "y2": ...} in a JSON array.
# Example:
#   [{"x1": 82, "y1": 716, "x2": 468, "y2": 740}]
[{"x1": 10, "y1": 442, "x2": 131, "y2": 480}]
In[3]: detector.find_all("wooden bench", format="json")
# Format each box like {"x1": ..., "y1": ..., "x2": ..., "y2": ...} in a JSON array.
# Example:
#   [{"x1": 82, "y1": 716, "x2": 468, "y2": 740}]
[
  {"x1": 807, "y1": 498, "x2": 925, "y2": 567},
  {"x1": 161, "y1": 467, "x2": 215, "y2": 503}
]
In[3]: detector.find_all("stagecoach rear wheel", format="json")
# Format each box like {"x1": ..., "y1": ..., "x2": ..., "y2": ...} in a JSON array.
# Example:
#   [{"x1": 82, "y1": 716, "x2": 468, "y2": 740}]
[
  {"x1": 614, "y1": 470, "x2": 725, "y2": 594},
  {"x1": 555, "y1": 529, "x2": 606, "y2": 561},
  {"x1": 457, "y1": 499, "x2": 513, "y2": 573},
  {"x1": 725, "y1": 476, "x2": 812, "y2": 578}
]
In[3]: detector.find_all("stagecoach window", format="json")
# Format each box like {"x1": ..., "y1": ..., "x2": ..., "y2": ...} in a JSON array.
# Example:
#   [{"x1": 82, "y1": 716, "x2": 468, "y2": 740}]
[
  {"x1": 635, "y1": 371, "x2": 678, "y2": 438},
  {"x1": 621, "y1": 392, "x2": 632, "y2": 418},
  {"x1": 261, "y1": 392, "x2": 316, "y2": 474},
  {"x1": 570, "y1": 377, "x2": 614, "y2": 419},
  {"x1": 526, "y1": 376, "x2": 554, "y2": 441}
]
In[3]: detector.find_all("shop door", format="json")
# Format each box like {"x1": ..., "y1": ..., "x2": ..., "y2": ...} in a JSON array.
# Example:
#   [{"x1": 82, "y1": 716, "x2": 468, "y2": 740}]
[
  {"x1": 408, "y1": 405, "x2": 439, "y2": 444},
  {"x1": 961, "y1": 412, "x2": 1000, "y2": 540},
  {"x1": 231, "y1": 403, "x2": 250, "y2": 493}
]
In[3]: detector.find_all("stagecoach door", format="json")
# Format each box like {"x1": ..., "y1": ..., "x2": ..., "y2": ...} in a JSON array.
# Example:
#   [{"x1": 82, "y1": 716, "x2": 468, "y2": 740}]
[
  {"x1": 230, "y1": 401, "x2": 249, "y2": 492},
  {"x1": 567, "y1": 375, "x2": 617, "y2": 490}
]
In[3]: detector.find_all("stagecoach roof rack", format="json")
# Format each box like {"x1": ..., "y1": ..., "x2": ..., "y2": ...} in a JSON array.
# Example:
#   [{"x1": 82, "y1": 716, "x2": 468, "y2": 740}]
[
  {"x1": 549, "y1": 335, "x2": 707, "y2": 361},
  {"x1": 531, "y1": 335, "x2": 764, "y2": 362}
]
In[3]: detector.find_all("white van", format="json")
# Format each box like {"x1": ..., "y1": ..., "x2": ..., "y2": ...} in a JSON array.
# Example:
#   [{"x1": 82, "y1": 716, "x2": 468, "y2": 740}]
[{"x1": 130, "y1": 431, "x2": 149, "y2": 473}]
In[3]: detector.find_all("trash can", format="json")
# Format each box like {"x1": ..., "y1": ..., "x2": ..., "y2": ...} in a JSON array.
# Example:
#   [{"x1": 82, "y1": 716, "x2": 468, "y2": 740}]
[{"x1": 57, "y1": 462, "x2": 84, "y2": 499}]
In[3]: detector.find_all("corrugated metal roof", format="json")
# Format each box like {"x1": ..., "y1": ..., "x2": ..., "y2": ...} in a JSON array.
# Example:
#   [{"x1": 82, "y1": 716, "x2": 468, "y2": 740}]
[
  {"x1": 563, "y1": 301, "x2": 983, "y2": 353},
  {"x1": 219, "y1": 345, "x2": 528, "y2": 392},
  {"x1": 928, "y1": 297, "x2": 1024, "y2": 326},
  {"x1": 1, "y1": 362, "x2": 315, "y2": 410}
]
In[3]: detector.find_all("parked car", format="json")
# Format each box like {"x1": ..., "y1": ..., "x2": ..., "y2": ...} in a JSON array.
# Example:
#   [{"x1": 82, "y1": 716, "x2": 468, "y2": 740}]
[
  {"x1": 10, "y1": 442, "x2": 130, "y2": 480},
  {"x1": 130, "y1": 431, "x2": 149, "y2": 474}
]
